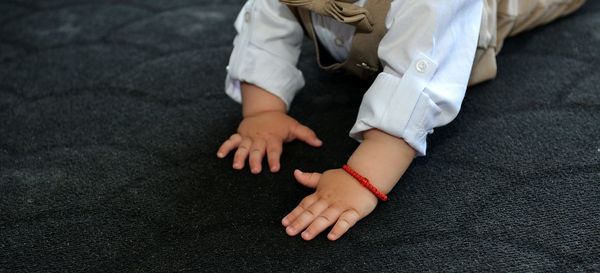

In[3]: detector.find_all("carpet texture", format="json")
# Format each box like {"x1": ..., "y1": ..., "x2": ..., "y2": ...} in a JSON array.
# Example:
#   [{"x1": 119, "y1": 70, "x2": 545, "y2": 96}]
[{"x1": 1, "y1": 1, "x2": 599, "y2": 272}]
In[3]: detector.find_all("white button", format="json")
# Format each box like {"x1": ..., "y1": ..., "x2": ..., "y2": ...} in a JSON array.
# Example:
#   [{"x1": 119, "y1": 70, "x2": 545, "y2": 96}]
[
  {"x1": 334, "y1": 37, "x2": 344, "y2": 47},
  {"x1": 415, "y1": 60, "x2": 428, "y2": 73},
  {"x1": 244, "y1": 11, "x2": 251, "y2": 22}
]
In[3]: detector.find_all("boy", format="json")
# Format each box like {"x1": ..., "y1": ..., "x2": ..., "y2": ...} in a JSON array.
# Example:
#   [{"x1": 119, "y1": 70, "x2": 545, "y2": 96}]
[{"x1": 216, "y1": 0, "x2": 585, "y2": 241}]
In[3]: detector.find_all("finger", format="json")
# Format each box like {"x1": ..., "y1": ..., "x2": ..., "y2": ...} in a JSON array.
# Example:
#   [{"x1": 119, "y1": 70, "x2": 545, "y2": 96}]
[
  {"x1": 232, "y1": 138, "x2": 252, "y2": 170},
  {"x1": 291, "y1": 124, "x2": 322, "y2": 147},
  {"x1": 281, "y1": 194, "x2": 318, "y2": 227},
  {"x1": 248, "y1": 139, "x2": 266, "y2": 174},
  {"x1": 293, "y1": 169, "x2": 321, "y2": 189},
  {"x1": 301, "y1": 207, "x2": 342, "y2": 240},
  {"x1": 328, "y1": 209, "x2": 361, "y2": 241},
  {"x1": 266, "y1": 138, "x2": 283, "y2": 172},
  {"x1": 285, "y1": 199, "x2": 329, "y2": 236},
  {"x1": 217, "y1": 134, "x2": 243, "y2": 158}
]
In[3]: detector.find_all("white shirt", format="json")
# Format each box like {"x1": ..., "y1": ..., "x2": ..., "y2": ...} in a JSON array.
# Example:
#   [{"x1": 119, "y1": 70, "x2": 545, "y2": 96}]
[{"x1": 225, "y1": 0, "x2": 483, "y2": 156}]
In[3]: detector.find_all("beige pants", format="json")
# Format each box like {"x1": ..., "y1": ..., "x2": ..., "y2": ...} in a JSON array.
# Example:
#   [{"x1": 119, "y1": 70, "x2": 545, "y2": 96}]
[{"x1": 469, "y1": 0, "x2": 587, "y2": 86}]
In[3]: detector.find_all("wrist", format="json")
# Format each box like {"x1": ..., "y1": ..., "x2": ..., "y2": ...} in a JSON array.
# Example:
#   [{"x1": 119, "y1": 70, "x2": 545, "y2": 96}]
[
  {"x1": 341, "y1": 164, "x2": 388, "y2": 201},
  {"x1": 241, "y1": 82, "x2": 286, "y2": 117},
  {"x1": 347, "y1": 129, "x2": 416, "y2": 194}
]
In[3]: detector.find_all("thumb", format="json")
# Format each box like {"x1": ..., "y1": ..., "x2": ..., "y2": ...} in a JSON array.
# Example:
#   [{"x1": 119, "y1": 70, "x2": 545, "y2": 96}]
[
  {"x1": 290, "y1": 124, "x2": 322, "y2": 147},
  {"x1": 293, "y1": 169, "x2": 321, "y2": 189}
]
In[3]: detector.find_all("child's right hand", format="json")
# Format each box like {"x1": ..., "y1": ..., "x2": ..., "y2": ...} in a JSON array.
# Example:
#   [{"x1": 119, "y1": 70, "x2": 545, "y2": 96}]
[{"x1": 217, "y1": 110, "x2": 322, "y2": 174}]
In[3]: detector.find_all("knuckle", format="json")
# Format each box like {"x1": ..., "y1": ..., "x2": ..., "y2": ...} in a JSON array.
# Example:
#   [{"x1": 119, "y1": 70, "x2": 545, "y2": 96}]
[
  {"x1": 339, "y1": 212, "x2": 358, "y2": 226},
  {"x1": 299, "y1": 202, "x2": 310, "y2": 210},
  {"x1": 305, "y1": 209, "x2": 316, "y2": 217},
  {"x1": 249, "y1": 144, "x2": 262, "y2": 152},
  {"x1": 348, "y1": 209, "x2": 360, "y2": 218},
  {"x1": 301, "y1": 195, "x2": 316, "y2": 206},
  {"x1": 234, "y1": 149, "x2": 248, "y2": 158},
  {"x1": 340, "y1": 218, "x2": 351, "y2": 227},
  {"x1": 291, "y1": 223, "x2": 303, "y2": 230},
  {"x1": 317, "y1": 214, "x2": 331, "y2": 222},
  {"x1": 239, "y1": 143, "x2": 251, "y2": 150},
  {"x1": 340, "y1": 215, "x2": 355, "y2": 224}
]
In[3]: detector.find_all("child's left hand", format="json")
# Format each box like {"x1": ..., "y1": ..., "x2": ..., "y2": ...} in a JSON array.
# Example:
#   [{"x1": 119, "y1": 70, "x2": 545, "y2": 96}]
[{"x1": 282, "y1": 169, "x2": 379, "y2": 241}]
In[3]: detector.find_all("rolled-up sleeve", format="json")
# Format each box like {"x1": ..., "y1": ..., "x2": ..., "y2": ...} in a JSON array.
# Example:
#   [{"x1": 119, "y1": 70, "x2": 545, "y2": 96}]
[
  {"x1": 349, "y1": 0, "x2": 483, "y2": 156},
  {"x1": 225, "y1": 0, "x2": 305, "y2": 110}
]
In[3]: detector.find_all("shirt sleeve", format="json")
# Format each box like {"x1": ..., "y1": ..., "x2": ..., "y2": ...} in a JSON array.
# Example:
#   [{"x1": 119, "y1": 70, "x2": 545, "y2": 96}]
[
  {"x1": 225, "y1": 0, "x2": 305, "y2": 110},
  {"x1": 349, "y1": 0, "x2": 484, "y2": 156}
]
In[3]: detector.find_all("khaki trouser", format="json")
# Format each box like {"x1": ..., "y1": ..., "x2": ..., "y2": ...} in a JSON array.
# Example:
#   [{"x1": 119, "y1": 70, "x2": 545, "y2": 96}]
[{"x1": 470, "y1": 0, "x2": 587, "y2": 86}]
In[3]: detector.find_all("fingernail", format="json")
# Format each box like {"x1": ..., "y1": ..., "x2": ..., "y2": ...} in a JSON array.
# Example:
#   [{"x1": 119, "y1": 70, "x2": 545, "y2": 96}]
[
  {"x1": 252, "y1": 168, "x2": 259, "y2": 174},
  {"x1": 233, "y1": 163, "x2": 241, "y2": 169},
  {"x1": 328, "y1": 233, "x2": 337, "y2": 240},
  {"x1": 315, "y1": 139, "x2": 323, "y2": 145},
  {"x1": 217, "y1": 152, "x2": 224, "y2": 158},
  {"x1": 286, "y1": 226, "x2": 295, "y2": 235},
  {"x1": 302, "y1": 231, "x2": 310, "y2": 239},
  {"x1": 282, "y1": 217, "x2": 288, "y2": 226}
]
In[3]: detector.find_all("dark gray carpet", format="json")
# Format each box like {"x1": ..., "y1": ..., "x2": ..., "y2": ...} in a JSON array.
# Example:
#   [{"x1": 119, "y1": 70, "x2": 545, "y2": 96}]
[{"x1": 1, "y1": 1, "x2": 599, "y2": 272}]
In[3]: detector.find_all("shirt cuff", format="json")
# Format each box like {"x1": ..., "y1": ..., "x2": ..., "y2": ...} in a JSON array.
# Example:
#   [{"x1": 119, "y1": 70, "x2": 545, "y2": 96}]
[
  {"x1": 225, "y1": 44, "x2": 305, "y2": 110},
  {"x1": 349, "y1": 54, "x2": 440, "y2": 156}
]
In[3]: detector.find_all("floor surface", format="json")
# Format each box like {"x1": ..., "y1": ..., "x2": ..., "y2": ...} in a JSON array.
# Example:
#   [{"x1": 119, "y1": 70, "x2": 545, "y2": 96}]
[{"x1": 1, "y1": 1, "x2": 599, "y2": 272}]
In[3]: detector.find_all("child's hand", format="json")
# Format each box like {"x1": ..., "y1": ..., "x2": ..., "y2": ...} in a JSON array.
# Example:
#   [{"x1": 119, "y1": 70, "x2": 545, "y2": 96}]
[
  {"x1": 217, "y1": 111, "x2": 322, "y2": 174},
  {"x1": 282, "y1": 169, "x2": 378, "y2": 241}
]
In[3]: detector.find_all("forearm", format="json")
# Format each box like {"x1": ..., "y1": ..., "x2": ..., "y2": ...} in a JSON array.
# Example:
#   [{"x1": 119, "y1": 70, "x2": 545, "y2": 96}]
[
  {"x1": 347, "y1": 129, "x2": 416, "y2": 194},
  {"x1": 241, "y1": 83, "x2": 286, "y2": 117}
]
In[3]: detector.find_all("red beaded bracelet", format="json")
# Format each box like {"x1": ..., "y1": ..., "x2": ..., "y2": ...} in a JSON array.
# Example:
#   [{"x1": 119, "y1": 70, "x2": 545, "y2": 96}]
[{"x1": 342, "y1": 164, "x2": 388, "y2": 202}]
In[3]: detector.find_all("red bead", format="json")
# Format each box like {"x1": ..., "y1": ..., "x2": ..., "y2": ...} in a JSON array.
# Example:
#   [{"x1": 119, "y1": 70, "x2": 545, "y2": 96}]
[{"x1": 342, "y1": 164, "x2": 388, "y2": 201}]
